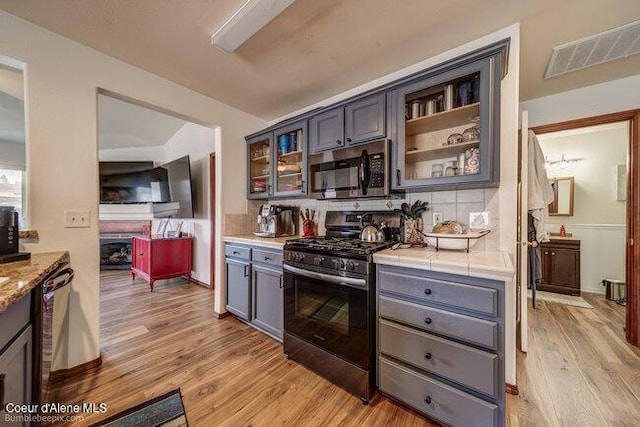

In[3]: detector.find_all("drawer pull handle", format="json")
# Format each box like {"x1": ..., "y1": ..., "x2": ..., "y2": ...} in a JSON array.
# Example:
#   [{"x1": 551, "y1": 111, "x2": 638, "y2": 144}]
[
  {"x1": 424, "y1": 317, "x2": 432, "y2": 325},
  {"x1": 424, "y1": 395, "x2": 432, "y2": 404},
  {"x1": 424, "y1": 352, "x2": 432, "y2": 360},
  {"x1": 233, "y1": 251, "x2": 239, "y2": 255},
  {"x1": 264, "y1": 256, "x2": 271, "y2": 261},
  {"x1": 424, "y1": 288, "x2": 432, "y2": 295}
]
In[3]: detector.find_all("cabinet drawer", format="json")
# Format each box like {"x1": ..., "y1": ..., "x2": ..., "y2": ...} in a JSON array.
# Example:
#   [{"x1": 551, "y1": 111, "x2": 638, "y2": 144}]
[
  {"x1": 252, "y1": 248, "x2": 283, "y2": 268},
  {"x1": 225, "y1": 244, "x2": 251, "y2": 260},
  {"x1": 379, "y1": 296, "x2": 498, "y2": 350},
  {"x1": 379, "y1": 356, "x2": 498, "y2": 427},
  {"x1": 0, "y1": 293, "x2": 31, "y2": 351},
  {"x1": 379, "y1": 267, "x2": 497, "y2": 316},
  {"x1": 379, "y1": 319, "x2": 498, "y2": 397}
]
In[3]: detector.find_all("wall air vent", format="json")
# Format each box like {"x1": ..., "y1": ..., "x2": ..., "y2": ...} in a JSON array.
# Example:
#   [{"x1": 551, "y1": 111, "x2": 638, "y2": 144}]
[{"x1": 545, "y1": 19, "x2": 640, "y2": 79}]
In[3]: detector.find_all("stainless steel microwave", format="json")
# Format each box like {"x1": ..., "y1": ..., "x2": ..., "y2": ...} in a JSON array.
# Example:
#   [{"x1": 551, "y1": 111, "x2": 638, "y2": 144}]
[{"x1": 308, "y1": 139, "x2": 390, "y2": 199}]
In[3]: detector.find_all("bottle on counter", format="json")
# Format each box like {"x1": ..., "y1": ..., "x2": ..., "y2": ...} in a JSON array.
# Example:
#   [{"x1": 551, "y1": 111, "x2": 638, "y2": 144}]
[{"x1": 559, "y1": 224, "x2": 566, "y2": 237}]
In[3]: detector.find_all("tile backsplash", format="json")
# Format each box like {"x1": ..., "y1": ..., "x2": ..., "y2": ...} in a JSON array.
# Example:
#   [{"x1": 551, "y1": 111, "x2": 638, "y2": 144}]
[{"x1": 229, "y1": 187, "x2": 500, "y2": 251}]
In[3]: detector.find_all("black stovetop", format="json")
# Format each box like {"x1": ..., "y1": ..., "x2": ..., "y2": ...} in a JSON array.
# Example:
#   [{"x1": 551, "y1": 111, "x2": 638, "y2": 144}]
[{"x1": 284, "y1": 236, "x2": 394, "y2": 257}]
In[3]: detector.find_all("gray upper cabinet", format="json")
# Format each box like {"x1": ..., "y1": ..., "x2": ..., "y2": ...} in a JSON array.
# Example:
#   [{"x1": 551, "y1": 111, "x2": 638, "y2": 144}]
[
  {"x1": 247, "y1": 132, "x2": 273, "y2": 199},
  {"x1": 308, "y1": 107, "x2": 345, "y2": 154},
  {"x1": 345, "y1": 93, "x2": 386, "y2": 146},
  {"x1": 247, "y1": 121, "x2": 307, "y2": 199},
  {"x1": 393, "y1": 53, "x2": 501, "y2": 190},
  {"x1": 273, "y1": 120, "x2": 307, "y2": 197}
]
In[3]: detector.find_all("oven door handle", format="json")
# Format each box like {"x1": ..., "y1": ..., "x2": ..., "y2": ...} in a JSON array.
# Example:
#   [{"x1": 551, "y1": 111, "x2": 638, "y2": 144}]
[{"x1": 283, "y1": 264, "x2": 367, "y2": 289}]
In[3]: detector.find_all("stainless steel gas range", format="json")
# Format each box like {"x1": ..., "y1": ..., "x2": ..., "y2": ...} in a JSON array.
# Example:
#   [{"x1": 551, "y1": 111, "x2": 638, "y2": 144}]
[{"x1": 282, "y1": 211, "x2": 400, "y2": 404}]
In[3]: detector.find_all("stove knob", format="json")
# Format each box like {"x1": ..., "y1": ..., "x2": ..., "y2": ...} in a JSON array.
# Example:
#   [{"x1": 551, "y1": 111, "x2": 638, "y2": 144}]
[
  {"x1": 346, "y1": 261, "x2": 355, "y2": 271},
  {"x1": 339, "y1": 260, "x2": 346, "y2": 269}
]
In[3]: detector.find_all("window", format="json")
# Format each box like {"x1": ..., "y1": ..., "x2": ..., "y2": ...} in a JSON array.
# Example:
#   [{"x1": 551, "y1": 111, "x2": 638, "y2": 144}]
[{"x1": 0, "y1": 168, "x2": 25, "y2": 227}]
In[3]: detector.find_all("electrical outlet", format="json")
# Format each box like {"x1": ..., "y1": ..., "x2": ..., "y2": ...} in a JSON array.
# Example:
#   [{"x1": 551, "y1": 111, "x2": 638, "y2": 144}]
[
  {"x1": 433, "y1": 212, "x2": 443, "y2": 224},
  {"x1": 64, "y1": 210, "x2": 91, "y2": 228}
]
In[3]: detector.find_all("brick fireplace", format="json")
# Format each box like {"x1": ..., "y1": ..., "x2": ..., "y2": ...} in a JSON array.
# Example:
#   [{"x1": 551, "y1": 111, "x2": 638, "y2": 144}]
[{"x1": 99, "y1": 220, "x2": 151, "y2": 270}]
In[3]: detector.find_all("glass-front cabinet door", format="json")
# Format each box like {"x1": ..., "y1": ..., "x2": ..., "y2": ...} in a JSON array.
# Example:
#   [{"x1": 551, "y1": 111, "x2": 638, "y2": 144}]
[
  {"x1": 247, "y1": 133, "x2": 273, "y2": 199},
  {"x1": 394, "y1": 55, "x2": 500, "y2": 189},
  {"x1": 273, "y1": 120, "x2": 307, "y2": 197}
]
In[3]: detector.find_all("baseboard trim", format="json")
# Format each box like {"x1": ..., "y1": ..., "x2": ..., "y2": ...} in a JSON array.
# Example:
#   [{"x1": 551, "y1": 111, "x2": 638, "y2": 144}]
[
  {"x1": 506, "y1": 382, "x2": 519, "y2": 395},
  {"x1": 214, "y1": 311, "x2": 231, "y2": 319},
  {"x1": 49, "y1": 355, "x2": 102, "y2": 384},
  {"x1": 191, "y1": 277, "x2": 211, "y2": 289}
]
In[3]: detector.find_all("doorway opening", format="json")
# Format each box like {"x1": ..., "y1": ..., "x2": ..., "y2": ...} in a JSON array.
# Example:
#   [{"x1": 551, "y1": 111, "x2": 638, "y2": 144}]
[{"x1": 532, "y1": 110, "x2": 640, "y2": 346}]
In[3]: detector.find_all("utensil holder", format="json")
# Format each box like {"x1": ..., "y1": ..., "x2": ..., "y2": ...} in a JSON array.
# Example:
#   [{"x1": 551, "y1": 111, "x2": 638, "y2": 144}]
[
  {"x1": 302, "y1": 219, "x2": 316, "y2": 238},
  {"x1": 402, "y1": 217, "x2": 424, "y2": 245}
]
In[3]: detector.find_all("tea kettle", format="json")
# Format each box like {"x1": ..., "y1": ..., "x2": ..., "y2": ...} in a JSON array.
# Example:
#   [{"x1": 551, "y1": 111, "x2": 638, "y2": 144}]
[{"x1": 360, "y1": 214, "x2": 385, "y2": 243}]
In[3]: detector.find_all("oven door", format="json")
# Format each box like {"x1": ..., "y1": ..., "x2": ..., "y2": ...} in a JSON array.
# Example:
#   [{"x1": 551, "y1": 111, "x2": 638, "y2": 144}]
[{"x1": 283, "y1": 264, "x2": 370, "y2": 369}]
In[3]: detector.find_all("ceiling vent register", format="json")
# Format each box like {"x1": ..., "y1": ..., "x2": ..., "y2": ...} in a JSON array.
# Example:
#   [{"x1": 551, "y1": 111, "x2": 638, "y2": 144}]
[{"x1": 545, "y1": 19, "x2": 640, "y2": 79}]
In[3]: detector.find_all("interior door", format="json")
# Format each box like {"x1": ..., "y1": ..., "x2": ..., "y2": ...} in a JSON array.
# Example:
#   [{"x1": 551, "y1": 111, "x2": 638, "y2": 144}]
[{"x1": 517, "y1": 111, "x2": 529, "y2": 352}]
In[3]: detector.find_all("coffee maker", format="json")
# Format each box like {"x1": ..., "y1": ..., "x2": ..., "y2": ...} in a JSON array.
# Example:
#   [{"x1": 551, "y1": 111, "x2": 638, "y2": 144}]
[
  {"x1": 255, "y1": 205, "x2": 295, "y2": 237},
  {"x1": 0, "y1": 206, "x2": 29, "y2": 263}
]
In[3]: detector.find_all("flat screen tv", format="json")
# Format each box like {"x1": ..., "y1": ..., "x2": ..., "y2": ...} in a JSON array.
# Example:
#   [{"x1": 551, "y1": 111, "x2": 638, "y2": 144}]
[
  {"x1": 99, "y1": 161, "x2": 154, "y2": 203},
  {"x1": 152, "y1": 155, "x2": 195, "y2": 218}
]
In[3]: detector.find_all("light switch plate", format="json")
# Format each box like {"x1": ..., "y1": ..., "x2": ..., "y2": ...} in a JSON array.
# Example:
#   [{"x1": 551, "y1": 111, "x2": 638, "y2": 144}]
[{"x1": 64, "y1": 210, "x2": 91, "y2": 228}]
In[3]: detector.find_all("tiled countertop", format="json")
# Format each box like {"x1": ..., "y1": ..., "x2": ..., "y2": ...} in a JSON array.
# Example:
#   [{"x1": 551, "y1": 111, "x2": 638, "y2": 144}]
[
  {"x1": 223, "y1": 235, "x2": 295, "y2": 250},
  {"x1": 0, "y1": 251, "x2": 69, "y2": 312},
  {"x1": 373, "y1": 247, "x2": 514, "y2": 281},
  {"x1": 222, "y1": 234, "x2": 300, "y2": 249}
]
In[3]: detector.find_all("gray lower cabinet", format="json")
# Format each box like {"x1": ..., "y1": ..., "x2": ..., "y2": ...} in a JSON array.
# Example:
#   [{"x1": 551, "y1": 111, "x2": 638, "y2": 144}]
[
  {"x1": 225, "y1": 251, "x2": 251, "y2": 321},
  {"x1": 252, "y1": 264, "x2": 283, "y2": 340},
  {"x1": 0, "y1": 295, "x2": 33, "y2": 427},
  {"x1": 377, "y1": 264, "x2": 504, "y2": 427},
  {"x1": 225, "y1": 243, "x2": 284, "y2": 341}
]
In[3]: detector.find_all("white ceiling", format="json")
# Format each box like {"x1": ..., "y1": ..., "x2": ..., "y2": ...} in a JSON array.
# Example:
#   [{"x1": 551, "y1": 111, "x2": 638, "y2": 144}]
[
  {"x1": 98, "y1": 94, "x2": 186, "y2": 150},
  {"x1": 0, "y1": 0, "x2": 639, "y2": 121}
]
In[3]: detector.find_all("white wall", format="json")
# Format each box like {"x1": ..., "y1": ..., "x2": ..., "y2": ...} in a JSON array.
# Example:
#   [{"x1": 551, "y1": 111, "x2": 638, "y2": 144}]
[
  {"x1": 538, "y1": 123, "x2": 628, "y2": 225},
  {"x1": 521, "y1": 74, "x2": 640, "y2": 128},
  {"x1": 162, "y1": 122, "x2": 216, "y2": 286},
  {"x1": 0, "y1": 10, "x2": 266, "y2": 370},
  {"x1": 98, "y1": 146, "x2": 167, "y2": 163}
]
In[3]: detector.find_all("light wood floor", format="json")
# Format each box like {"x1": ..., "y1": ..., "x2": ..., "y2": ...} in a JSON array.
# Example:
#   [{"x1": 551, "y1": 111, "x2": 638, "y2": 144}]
[
  {"x1": 45, "y1": 272, "x2": 640, "y2": 426},
  {"x1": 506, "y1": 293, "x2": 640, "y2": 426},
  {"x1": 45, "y1": 271, "x2": 436, "y2": 426}
]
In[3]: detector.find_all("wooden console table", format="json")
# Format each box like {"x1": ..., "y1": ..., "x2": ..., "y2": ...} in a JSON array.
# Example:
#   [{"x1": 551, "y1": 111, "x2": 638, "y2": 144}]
[{"x1": 131, "y1": 236, "x2": 192, "y2": 291}]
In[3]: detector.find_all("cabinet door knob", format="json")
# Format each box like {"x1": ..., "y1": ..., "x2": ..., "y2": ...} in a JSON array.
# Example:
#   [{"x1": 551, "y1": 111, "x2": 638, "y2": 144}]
[
  {"x1": 551, "y1": 252, "x2": 555, "y2": 256},
  {"x1": 424, "y1": 288, "x2": 432, "y2": 295},
  {"x1": 232, "y1": 251, "x2": 239, "y2": 255},
  {"x1": 424, "y1": 317, "x2": 432, "y2": 325},
  {"x1": 346, "y1": 137, "x2": 352, "y2": 142},
  {"x1": 335, "y1": 139, "x2": 342, "y2": 145},
  {"x1": 544, "y1": 251, "x2": 549, "y2": 255},
  {"x1": 425, "y1": 352, "x2": 432, "y2": 360},
  {"x1": 424, "y1": 395, "x2": 432, "y2": 404}
]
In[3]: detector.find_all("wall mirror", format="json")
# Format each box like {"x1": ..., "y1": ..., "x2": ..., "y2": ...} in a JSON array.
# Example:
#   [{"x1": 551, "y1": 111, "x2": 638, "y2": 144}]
[{"x1": 549, "y1": 176, "x2": 574, "y2": 216}]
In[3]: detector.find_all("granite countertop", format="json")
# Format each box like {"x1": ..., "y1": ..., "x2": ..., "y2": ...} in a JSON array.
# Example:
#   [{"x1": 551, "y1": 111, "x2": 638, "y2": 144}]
[
  {"x1": 223, "y1": 235, "x2": 295, "y2": 250},
  {"x1": 0, "y1": 251, "x2": 69, "y2": 312},
  {"x1": 373, "y1": 247, "x2": 514, "y2": 281}
]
